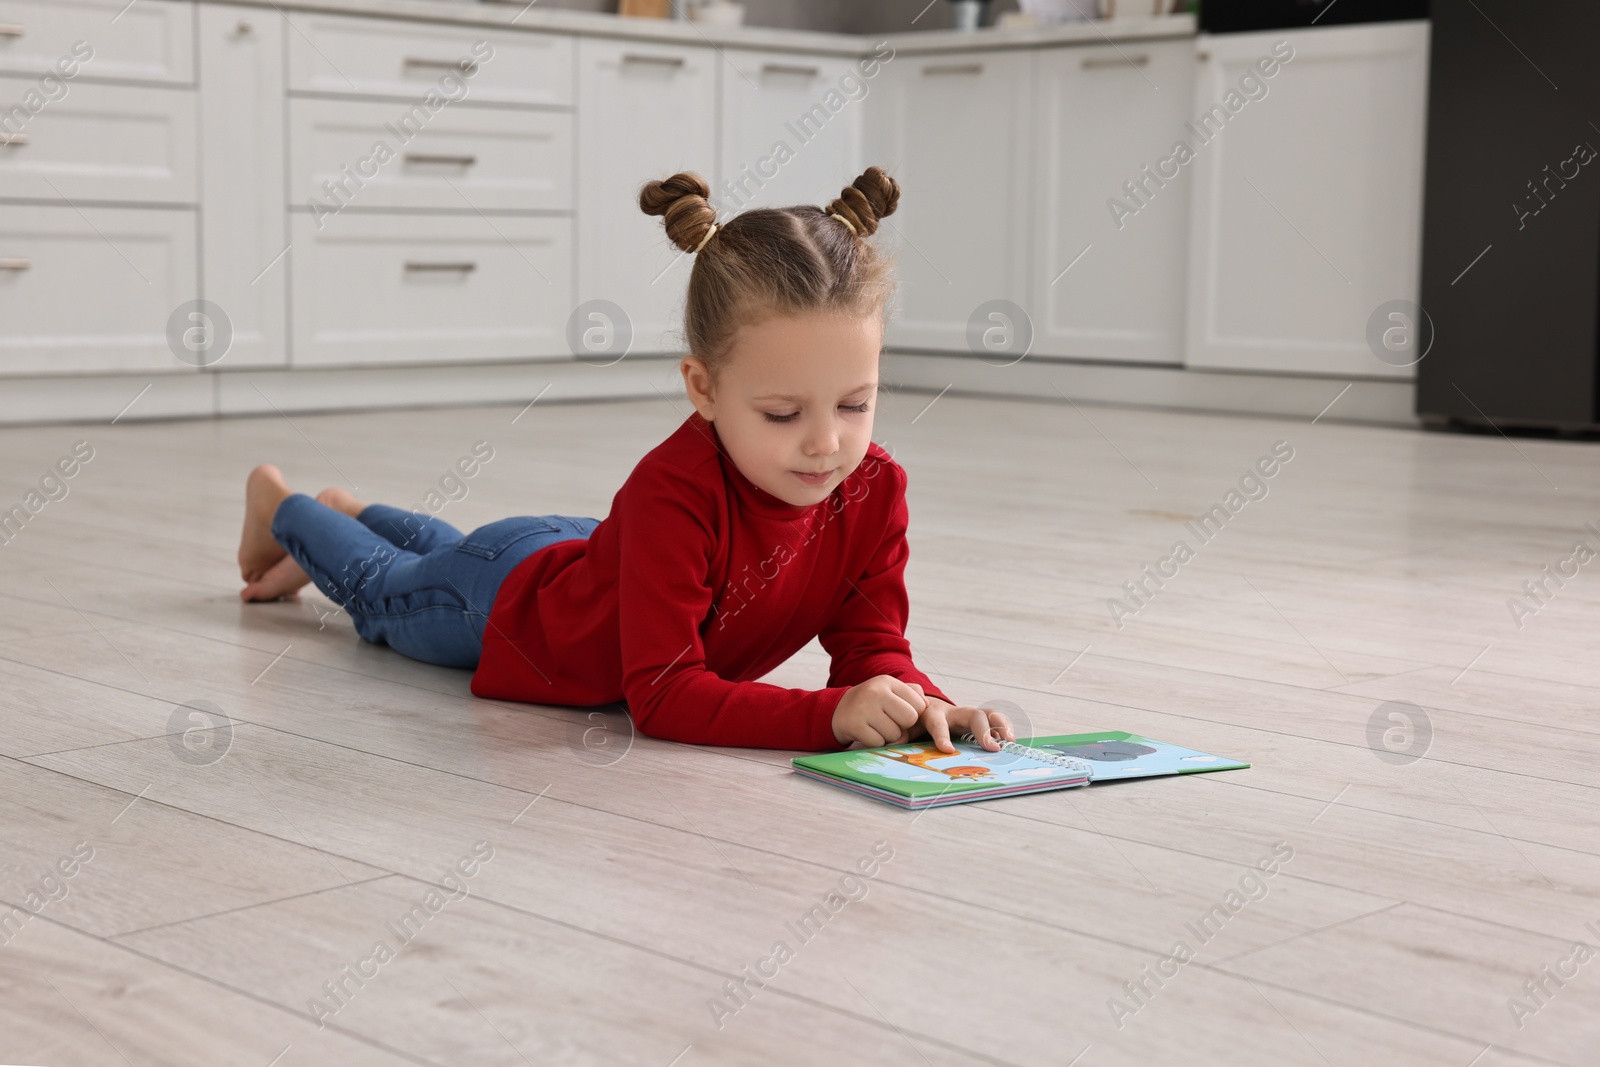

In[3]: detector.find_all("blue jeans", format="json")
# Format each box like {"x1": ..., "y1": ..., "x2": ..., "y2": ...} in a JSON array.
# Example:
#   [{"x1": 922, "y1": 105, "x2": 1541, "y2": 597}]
[{"x1": 270, "y1": 494, "x2": 598, "y2": 669}]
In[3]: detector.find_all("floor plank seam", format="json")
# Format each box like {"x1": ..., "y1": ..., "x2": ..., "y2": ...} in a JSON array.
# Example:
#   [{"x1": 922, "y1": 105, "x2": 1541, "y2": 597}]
[
  {"x1": 104, "y1": 874, "x2": 400, "y2": 940},
  {"x1": 924, "y1": 668, "x2": 1600, "y2": 792},
  {"x1": 1, "y1": 908, "x2": 450, "y2": 1067},
  {"x1": 986, "y1": 804, "x2": 1592, "y2": 943},
  {"x1": 1199, "y1": 776, "x2": 1600, "y2": 860},
  {"x1": 914, "y1": 634, "x2": 1600, "y2": 740},
  {"x1": 3, "y1": 753, "x2": 404, "y2": 890}
]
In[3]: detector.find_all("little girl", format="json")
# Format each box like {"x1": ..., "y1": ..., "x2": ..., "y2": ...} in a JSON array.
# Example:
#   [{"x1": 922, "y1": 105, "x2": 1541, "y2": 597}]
[{"x1": 237, "y1": 166, "x2": 1013, "y2": 754}]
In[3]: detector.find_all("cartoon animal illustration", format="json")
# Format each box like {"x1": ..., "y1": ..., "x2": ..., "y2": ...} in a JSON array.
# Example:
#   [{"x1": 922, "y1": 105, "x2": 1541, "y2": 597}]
[
  {"x1": 1037, "y1": 740, "x2": 1156, "y2": 762},
  {"x1": 878, "y1": 744, "x2": 994, "y2": 781}
]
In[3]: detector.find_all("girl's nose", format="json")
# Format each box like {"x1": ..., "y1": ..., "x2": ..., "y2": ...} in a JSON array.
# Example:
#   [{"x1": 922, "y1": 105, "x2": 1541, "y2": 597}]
[{"x1": 805, "y1": 419, "x2": 839, "y2": 456}]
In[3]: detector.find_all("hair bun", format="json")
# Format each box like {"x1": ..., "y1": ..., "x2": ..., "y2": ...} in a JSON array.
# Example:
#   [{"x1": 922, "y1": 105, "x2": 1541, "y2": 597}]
[
  {"x1": 827, "y1": 166, "x2": 900, "y2": 238},
  {"x1": 639, "y1": 172, "x2": 717, "y2": 253}
]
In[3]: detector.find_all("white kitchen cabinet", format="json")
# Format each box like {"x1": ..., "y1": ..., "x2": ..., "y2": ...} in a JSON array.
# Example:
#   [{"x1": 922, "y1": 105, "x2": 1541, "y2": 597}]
[
  {"x1": 1183, "y1": 22, "x2": 1430, "y2": 376},
  {"x1": 865, "y1": 48, "x2": 1034, "y2": 352},
  {"x1": 289, "y1": 96, "x2": 574, "y2": 213},
  {"x1": 198, "y1": 4, "x2": 286, "y2": 369},
  {"x1": 289, "y1": 212, "x2": 572, "y2": 367},
  {"x1": 718, "y1": 48, "x2": 865, "y2": 212},
  {"x1": 576, "y1": 37, "x2": 717, "y2": 354},
  {"x1": 285, "y1": 11, "x2": 572, "y2": 107},
  {"x1": 1032, "y1": 39, "x2": 1193, "y2": 364},
  {"x1": 0, "y1": 204, "x2": 196, "y2": 374},
  {"x1": 0, "y1": 76, "x2": 195, "y2": 203},
  {"x1": 0, "y1": 0, "x2": 194, "y2": 85}
]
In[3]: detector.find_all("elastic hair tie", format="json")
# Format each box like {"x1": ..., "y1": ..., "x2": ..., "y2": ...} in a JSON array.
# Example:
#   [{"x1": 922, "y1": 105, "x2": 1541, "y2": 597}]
[
  {"x1": 830, "y1": 212, "x2": 858, "y2": 236},
  {"x1": 692, "y1": 223, "x2": 718, "y2": 253}
]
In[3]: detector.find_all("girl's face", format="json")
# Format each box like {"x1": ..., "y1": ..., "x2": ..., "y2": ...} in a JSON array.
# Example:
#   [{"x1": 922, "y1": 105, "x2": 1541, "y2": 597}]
[{"x1": 682, "y1": 311, "x2": 882, "y2": 508}]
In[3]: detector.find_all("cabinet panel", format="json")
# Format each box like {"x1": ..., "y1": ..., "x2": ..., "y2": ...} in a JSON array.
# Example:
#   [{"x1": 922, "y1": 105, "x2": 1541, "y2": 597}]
[
  {"x1": 1032, "y1": 40, "x2": 1193, "y2": 364},
  {"x1": 1184, "y1": 23, "x2": 1429, "y2": 376},
  {"x1": 289, "y1": 212, "x2": 573, "y2": 367},
  {"x1": 0, "y1": 0, "x2": 193, "y2": 84},
  {"x1": 289, "y1": 97, "x2": 574, "y2": 213},
  {"x1": 865, "y1": 49, "x2": 1033, "y2": 352},
  {"x1": 576, "y1": 37, "x2": 716, "y2": 354},
  {"x1": 286, "y1": 13, "x2": 573, "y2": 107},
  {"x1": 198, "y1": 4, "x2": 286, "y2": 369},
  {"x1": 0, "y1": 76, "x2": 195, "y2": 203},
  {"x1": 0, "y1": 204, "x2": 197, "y2": 374},
  {"x1": 718, "y1": 48, "x2": 865, "y2": 212}
]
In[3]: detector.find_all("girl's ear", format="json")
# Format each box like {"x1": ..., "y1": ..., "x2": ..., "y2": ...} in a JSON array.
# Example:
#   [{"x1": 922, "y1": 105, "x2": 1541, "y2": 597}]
[{"x1": 680, "y1": 355, "x2": 717, "y2": 419}]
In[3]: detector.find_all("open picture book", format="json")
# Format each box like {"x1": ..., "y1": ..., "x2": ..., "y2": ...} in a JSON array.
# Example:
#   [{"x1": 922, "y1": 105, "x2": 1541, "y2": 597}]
[{"x1": 792, "y1": 731, "x2": 1249, "y2": 810}]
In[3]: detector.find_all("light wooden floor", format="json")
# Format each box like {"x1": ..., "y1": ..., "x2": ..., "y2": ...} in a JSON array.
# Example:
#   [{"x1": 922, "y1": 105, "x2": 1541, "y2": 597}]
[{"x1": 2, "y1": 387, "x2": 1597, "y2": 1066}]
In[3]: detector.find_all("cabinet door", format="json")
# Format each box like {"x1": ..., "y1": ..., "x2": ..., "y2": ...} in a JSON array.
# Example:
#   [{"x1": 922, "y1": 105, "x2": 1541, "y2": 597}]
[
  {"x1": 0, "y1": 204, "x2": 197, "y2": 374},
  {"x1": 1183, "y1": 23, "x2": 1430, "y2": 376},
  {"x1": 1032, "y1": 40, "x2": 1193, "y2": 364},
  {"x1": 865, "y1": 49, "x2": 1033, "y2": 352},
  {"x1": 718, "y1": 48, "x2": 864, "y2": 212},
  {"x1": 576, "y1": 38, "x2": 716, "y2": 354},
  {"x1": 197, "y1": 5, "x2": 286, "y2": 369}
]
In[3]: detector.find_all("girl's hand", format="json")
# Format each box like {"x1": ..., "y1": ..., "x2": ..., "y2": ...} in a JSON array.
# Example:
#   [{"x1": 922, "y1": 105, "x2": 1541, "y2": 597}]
[
  {"x1": 832, "y1": 675, "x2": 927, "y2": 748},
  {"x1": 918, "y1": 697, "x2": 1016, "y2": 754}
]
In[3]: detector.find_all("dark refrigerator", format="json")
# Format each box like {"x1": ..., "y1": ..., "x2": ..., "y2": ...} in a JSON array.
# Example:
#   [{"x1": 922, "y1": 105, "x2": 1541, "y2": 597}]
[{"x1": 1416, "y1": 0, "x2": 1600, "y2": 431}]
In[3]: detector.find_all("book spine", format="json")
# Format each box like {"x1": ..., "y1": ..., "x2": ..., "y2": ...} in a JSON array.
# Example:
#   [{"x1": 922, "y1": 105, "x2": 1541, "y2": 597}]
[{"x1": 958, "y1": 734, "x2": 1094, "y2": 778}]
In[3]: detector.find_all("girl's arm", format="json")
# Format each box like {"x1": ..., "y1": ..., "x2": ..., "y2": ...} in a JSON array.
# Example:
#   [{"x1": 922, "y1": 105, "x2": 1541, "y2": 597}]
[
  {"x1": 616, "y1": 460, "x2": 850, "y2": 750},
  {"x1": 817, "y1": 464, "x2": 952, "y2": 705}
]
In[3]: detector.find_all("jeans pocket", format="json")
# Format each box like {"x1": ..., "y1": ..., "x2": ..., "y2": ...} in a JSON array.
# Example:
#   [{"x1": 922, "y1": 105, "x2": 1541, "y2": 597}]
[{"x1": 453, "y1": 517, "x2": 562, "y2": 560}]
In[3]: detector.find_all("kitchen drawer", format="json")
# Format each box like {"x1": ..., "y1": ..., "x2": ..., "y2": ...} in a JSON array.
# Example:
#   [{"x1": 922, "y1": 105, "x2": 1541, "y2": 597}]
[
  {"x1": 289, "y1": 212, "x2": 572, "y2": 366},
  {"x1": 0, "y1": 77, "x2": 195, "y2": 203},
  {"x1": 0, "y1": 0, "x2": 194, "y2": 85},
  {"x1": 289, "y1": 97, "x2": 572, "y2": 213},
  {"x1": 0, "y1": 204, "x2": 197, "y2": 375},
  {"x1": 286, "y1": 13, "x2": 573, "y2": 107}
]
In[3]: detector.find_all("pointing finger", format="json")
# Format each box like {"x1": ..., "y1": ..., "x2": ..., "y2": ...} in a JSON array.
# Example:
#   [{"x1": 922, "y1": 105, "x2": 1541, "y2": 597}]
[{"x1": 925, "y1": 704, "x2": 955, "y2": 754}]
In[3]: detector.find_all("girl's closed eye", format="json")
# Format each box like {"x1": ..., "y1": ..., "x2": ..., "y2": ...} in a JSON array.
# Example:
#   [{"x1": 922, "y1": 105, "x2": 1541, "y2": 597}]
[{"x1": 763, "y1": 402, "x2": 871, "y2": 424}]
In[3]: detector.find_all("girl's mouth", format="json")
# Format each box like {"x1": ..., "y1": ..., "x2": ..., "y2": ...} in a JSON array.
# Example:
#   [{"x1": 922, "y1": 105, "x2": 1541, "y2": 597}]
[{"x1": 793, "y1": 469, "x2": 834, "y2": 486}]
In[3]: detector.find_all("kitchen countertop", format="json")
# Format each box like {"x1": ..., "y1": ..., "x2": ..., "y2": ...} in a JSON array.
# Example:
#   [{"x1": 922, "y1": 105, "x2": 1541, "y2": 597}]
[{"x1": 204, "y1": 0, "x2": 1195, "y2": 56}]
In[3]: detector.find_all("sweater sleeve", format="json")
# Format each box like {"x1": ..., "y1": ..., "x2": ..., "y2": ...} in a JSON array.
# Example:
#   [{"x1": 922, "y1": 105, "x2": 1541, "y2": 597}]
[
  {"x1": 616, "y1": 460, "x2": 849, "y2": 751},
  {"x1": 816, "y1": 465, "x2": 952, "y2": 705}
]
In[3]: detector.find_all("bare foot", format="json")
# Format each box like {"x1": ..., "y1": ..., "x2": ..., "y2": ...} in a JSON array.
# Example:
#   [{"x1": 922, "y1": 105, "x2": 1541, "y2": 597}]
[
  {"x1": 316, "y1": 486, "x2": 367, "y2": 518},
  {"x1": 239, "y1": 464, "x2": 293, "y2": 582},
  {"x1": 240, "y1": 553, "x2": 312, "y2": 602}
]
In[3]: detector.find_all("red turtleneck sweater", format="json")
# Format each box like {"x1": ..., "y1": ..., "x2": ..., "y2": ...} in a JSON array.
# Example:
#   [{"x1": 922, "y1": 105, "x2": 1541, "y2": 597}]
[{"x1": 469, "y1": 411, "x2": 951, "y2": 750}]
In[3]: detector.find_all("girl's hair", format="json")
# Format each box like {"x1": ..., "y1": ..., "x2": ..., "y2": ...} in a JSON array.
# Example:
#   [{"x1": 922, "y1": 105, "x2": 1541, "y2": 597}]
[{"x1": 638, "y1": 166, "x2": 901, "y2": 377}]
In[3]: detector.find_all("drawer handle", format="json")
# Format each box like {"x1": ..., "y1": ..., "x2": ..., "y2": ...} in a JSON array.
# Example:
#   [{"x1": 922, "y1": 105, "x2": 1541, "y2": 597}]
[
  {"x1": 403, "y1": 56, "x2": 479, "y2": 75},
  {"x1": 0, "y1": 23, "x2": 24, "y2": 37},
  {"x1": 0, "y1": 258, "x2": 30, "y2": 271},
  {"x1": 0, "y1": 133, "x2": 28, "y2": 146},
  {"x1": 1084, "y1": 54, "x2": 1149, "y2": 69},
  {"x1": 404, "y1": 261, "x2": 477, "y2": 273},
  {"x1": 922, "y1": 62, "x2": 983, "y2": 76},
  {"x1": 404, "y1": 153, "x2": 478, "y2": 167},
  {"x1": 760, "y1": 62, "x2": 819, "y2": 77},
  {"x1": 621, "y1": 53, "x2": 686, "y2": 68}
]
